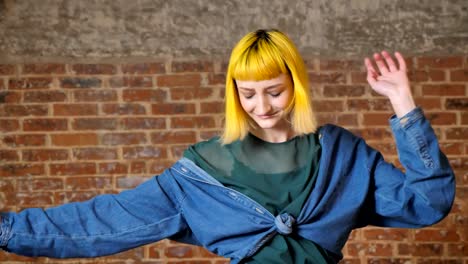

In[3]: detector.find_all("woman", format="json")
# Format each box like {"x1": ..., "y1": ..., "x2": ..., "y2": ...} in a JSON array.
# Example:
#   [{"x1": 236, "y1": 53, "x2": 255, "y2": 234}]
[{"x1": 0, "y1": 29, "x2": 455, "y2": 263}]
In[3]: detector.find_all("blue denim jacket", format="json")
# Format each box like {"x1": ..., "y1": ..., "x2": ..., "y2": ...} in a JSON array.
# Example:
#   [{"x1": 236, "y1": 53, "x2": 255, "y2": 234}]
[{"x1": 0, "y1": 108, "x2": 455, "y2": 263}]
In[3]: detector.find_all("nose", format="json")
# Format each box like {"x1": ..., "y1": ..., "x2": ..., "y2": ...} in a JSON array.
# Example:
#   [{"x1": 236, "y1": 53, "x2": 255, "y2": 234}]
[{"x1": 256, "y1": 95, "x2": 272, "y2": 114}]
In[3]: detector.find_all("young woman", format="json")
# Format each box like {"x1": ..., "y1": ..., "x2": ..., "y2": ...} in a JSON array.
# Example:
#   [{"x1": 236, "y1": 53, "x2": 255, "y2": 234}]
[{"x1": 0, "y1": 29, "x2": 455, "y2": 264}]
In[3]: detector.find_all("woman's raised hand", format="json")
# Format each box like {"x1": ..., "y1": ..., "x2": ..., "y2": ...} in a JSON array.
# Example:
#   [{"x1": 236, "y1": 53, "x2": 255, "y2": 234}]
[{"x1": 365, "y1": 51, "x2": 416, "y2": 117}]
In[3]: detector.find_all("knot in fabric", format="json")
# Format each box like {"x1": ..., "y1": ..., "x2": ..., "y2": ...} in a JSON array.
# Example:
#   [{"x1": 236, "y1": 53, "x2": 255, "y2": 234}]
[{"x1": 274, "y1": 213, "x2": 296, "y2": 235}]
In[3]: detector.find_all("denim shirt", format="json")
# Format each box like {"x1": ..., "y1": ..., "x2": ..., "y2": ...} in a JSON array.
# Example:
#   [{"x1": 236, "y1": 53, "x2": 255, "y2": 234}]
[{"x1": 0, "y1": 107, "x2": 455, "y2": 263}]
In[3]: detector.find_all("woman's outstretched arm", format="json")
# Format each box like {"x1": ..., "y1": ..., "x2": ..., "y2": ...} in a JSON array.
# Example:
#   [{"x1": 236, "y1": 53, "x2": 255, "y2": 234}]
[{"x1": 0, "y1": 170, "x2": 188, "y2": 258}]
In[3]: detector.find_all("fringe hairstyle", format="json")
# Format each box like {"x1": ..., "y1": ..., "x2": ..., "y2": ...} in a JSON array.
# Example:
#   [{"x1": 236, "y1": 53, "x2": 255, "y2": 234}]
[{"x1": 221, "y1": 29, "x2": 317, "y2": 144}]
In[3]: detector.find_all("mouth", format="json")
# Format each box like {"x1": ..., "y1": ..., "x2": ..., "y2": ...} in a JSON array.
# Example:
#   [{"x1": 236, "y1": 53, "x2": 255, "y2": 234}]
[{"x1": 256, "y1": 112, "x2": 278, "y2": 119}]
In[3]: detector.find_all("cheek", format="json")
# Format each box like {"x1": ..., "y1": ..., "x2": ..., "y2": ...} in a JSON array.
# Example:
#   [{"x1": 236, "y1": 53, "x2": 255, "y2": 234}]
[{"x1": 239, "y1": 98, "x2": 253, "y2": 113}]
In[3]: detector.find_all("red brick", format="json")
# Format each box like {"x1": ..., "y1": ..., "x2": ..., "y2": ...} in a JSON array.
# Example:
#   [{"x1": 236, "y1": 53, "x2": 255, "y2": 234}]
[
  {"x1": 450, "y1": 69, "x2": 468, "y2": 81},
  {"x1": 121, "y1": 117, "x2": 166, "y2": 130},
  {"x1": 439, "y1": 142, "x2": 464, "y2": 155},
  {"x1": 109, "y1": 76, "x2": 153, "y2": 88},
  {"x1": 0, "y1": 105, "x2": 48, "y2": 117},
  {"x1": 24, "y1": 90, "x2": 67, "y2": 103},
  {"x1": 0, "y1": 65, "x2": 15, "y2": 75},
  {"x1": 65, "y1": 176, "x2": 112, "y2": 190},
  {"x1": 102, "y1": 132, "x2": 147, "y2": 145},
  {"x1": 208, "y1": 73, "x2": 226, "y2": 85},
  {"x1": 172, "y1": 61, "x2": 214, "y2": 72},
  {"x1": 72, "y1": 64, "x2": 117, "y2": 75},
  {"x1": 23, "y1": 118, "x2": 68, "y2": 131},
  {"x1": 150, "y1": 160, "x2": 176, "y2": 174},
  {"x1": 398, "y1": 243, "x2": 444, "y2": 256},
  {"x1": 122, "y1": 62, "x2": 166, "y2": 74},
  {"x1": 462, "y1": 112, "x2": 468, "y2": 125},
  {"x1": 60, "y1": 77, "x2": 102, "y2": 88},
  {"x1": 64, "y1": 190, "x2": 104, "y2": 203},
  {"x1": 337, "y1": 113, "x2": 358, "y2": 127},
  {"x1": 199, "y1": 130, "x2": 222, "y2": 141},
  {"x1": 9, "y1": 78, "x2": 53, "y2": 89},
  {"x1": 171, "y1": 116, "x2": 216, "y2": 129},
  {"x1": 323, "y1": 85, "x2": 366, "y2": 97},
  {"x1": 415, "y1": 229, "x2": 460, "y2": 242},
  {"x1": 409, "y1": 70, "x2": 445, "y2": 82},
  {"x1": 53, "y1": 104, "x2": 98, "y2": 116},
  {"x1": 363, "y1": 113, "x2": 393, "y2": 126},
  {"x1": 74, "y1": 90, "x2": 117, "y2": 102},
  {"x1": 17, "y1": 192, "x2": 58, "y2": 206},
  {"x1": 49, "y1": 163, "x2": 96, "y2": 176},
  {"x1": 165, "y1": 245, "x2": 194, "y2": 258},
  {"x1": 350, "y1": 128, "x2": 393, "y2": 141},
  {"x1": 101, "y1": 103, "x2": 146, "y2": 115},
  {"x1": 347, "y1": 242, "x2": 393, "y2": 256},
  {"x1": 347, "y1": 99, "x2": 392, "y2": 111},
  {"x1": 421, "y1": 84, "x2": 465, "y2": 96},
  {"x1": 122, "y1": 146, "x2": 167, "y2": 160},
  {"x1": 23, "y1": 64, "x2": 66, "y2": 74},
  {"x1": 171, "y1": 145, "x2": 188, "y2": 159},
  {"x1": 417, "y1": 57, "x2": 464, "y2": 69},
  {"x1": 0, "y1": 164, "x2": 44, "y2": 177},
  {"x1": 157, "y1": 74, "x2": 201, "y2": 87},
  {"x1": 313, "y1": 100, "x2": 345, "y2": 112},
  {"x1": 130, "y1": 161, "x2": 147, "y2": 174},
  {"x1": 17, "y1": 178, "x2": 63, "y2": 192},
  {"x1": 363, "y1": 228, "x2": 410, "y2": 241},
  {"x1": 367, "y1": 258, "x2": 413, "y2": 264},
  {"x1": 445, "y1": 98, "x2": 467, "y2": 110},
  {"x1": 22, "y1": 149, "x2": 69, "y2": 161},
  {"x1": 72, "y1": 118, "x2": 117, "y2": 130},
  {"x1": 122, "y1": 88, "x2": 167, "y2": 102},
  {"x1": 73, "y1": 148, "x2": 118, "y2": 160},
  {"x1": 448, "y1": 243, "x2": 468, "y2": 256},
  {"x1": 2, "y1": 134, "x2": 46, "y2": 147},
  {"x1": 414, "y1": 97, "x2": 442, "y2": 110},
  {"x1": 350, "y1": 71, "x2": 368, "y2": 84},
  {"x1": 116, "y1": 176, "x2": 151, "y2": 189},
  {"x1": 98, "y1": 162, "x2": 128, "y2": 174},
  {"x1": 151, "y1": 131, "x2": 196, "y2": 144},
  {"x1": 0, "y1": 119, "x2": 19, "y2": 132},
  {"x1": 51, "y1": 133, "x2": 98, "y2": 146},
  {"x1": 0, "y1": 91, "x2": 21, "y2": 103},
  {"x1": 426, "y1": 112, "x2": 457, "y2": 125},
  {"x1": 0, "y1": 150, "x2": 19, "y2": 161},
  {"x1": 152, "y1": 103, "x2": 196, "y2": 115},
  {"x1": 445, "y1": 128, "x2": 468, "y2": 140},
  {"x1": 200, "y1": 101, "x2": 224, "y2": 114},
  {"x1": 170, "y1": 87, "x2": 215, "y2": 100}
]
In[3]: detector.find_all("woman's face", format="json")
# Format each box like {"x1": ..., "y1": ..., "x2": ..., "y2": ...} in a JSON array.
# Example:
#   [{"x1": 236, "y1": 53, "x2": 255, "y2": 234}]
[{"x1": 235, "y1": 73, "x2": 294, "y2": 133}]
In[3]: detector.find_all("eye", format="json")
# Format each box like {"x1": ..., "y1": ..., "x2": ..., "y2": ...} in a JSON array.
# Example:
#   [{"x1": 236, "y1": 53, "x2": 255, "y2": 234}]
[
  {"x1": 270, "y1": 92, "x2": 281, "y2": 97},
  {"x1": 243, "y1": 94, "x2": 254, "y2": 99}
]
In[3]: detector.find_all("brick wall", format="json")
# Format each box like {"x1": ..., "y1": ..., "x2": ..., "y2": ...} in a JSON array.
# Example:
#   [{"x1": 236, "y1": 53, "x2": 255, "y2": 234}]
[{"x1": 0, "y1": 56, "x2": 466, "y2": 263}]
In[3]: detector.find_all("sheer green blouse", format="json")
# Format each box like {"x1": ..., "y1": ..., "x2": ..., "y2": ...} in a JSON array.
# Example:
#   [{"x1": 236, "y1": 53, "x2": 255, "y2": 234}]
[{"x1": 183, "y1": 132, "x2": 334, "y2": 263}]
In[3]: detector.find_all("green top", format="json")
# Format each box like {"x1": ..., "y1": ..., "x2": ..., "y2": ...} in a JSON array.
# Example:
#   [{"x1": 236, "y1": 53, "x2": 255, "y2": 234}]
[{"x1": 183, "y1": 132, "x2": 335, "y2": 263}]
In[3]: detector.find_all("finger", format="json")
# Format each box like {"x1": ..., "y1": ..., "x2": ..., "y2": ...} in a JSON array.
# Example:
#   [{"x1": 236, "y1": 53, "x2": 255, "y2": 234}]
[
  {"x1": 373, "y1": 52, "x2": 389, "y2": 74},
  {"x1": 394, "y1": 51, "x2": 407, "y2": 72},
  {"x1": 382, "y1": 51, "x2": 397, "y2": 72},
  {"x1": 364, "y1": 57, "x2": 378, "y2": 82}
]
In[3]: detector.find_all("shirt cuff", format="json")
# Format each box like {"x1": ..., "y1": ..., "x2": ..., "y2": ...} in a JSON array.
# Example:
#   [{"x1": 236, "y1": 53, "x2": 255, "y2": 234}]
[{"x1": 389, "y1": 107, "x2": 424, "y2": 130}]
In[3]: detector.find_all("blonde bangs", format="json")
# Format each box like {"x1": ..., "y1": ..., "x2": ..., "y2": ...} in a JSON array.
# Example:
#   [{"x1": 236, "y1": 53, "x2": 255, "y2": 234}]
[{"x1": 230, "y1": 39, "x2": 289, "y2": 81}]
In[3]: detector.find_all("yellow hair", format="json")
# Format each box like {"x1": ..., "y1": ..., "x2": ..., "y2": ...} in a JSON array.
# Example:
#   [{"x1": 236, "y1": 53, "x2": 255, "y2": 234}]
[{"x1": 221, "y1": 29, "x2": 317, "y2": 144}]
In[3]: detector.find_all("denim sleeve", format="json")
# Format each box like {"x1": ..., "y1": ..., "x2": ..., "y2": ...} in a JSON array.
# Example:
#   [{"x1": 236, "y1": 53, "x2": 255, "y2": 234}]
[
  {"x1": 367, "y1": 107, "x2": 456, "y2": 227},
  {"x1": 0, "y1": 172, "x2": 187, "y2": 258}
]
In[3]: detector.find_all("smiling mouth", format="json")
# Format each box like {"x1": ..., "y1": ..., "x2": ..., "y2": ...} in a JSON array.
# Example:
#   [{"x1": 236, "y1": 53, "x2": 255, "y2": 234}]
[{"x1": 257, "y1": 112, "x2": 278, "y2": 119}]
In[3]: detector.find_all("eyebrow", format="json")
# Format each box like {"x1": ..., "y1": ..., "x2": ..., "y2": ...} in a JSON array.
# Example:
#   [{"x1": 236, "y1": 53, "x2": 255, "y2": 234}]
[{"x1": 237, "y1": 83, "x2": 283, "y2": 91}]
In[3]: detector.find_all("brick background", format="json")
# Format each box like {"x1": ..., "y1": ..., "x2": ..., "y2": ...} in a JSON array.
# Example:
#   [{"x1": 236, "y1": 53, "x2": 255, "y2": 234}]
[{"x1": 0, "y1": 56, "x2": 466, "y2": 263}]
